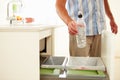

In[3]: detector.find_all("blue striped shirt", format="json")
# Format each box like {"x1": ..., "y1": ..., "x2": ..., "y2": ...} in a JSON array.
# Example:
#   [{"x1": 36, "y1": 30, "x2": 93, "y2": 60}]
[{"x1": 66, "y1": 0, "x2": 106, "y2": 36}]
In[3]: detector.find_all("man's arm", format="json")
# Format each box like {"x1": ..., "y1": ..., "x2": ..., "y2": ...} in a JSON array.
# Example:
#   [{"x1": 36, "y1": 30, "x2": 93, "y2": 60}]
[
  {"x1": 55, "y1": 0, "x2": 78, "y2": 35},
  {"x1": 104, "y1": 0, "x2": 118, "y2": 34},
  {"x1": 55, "y1": 0, "x2": 72, "y2": 25}
]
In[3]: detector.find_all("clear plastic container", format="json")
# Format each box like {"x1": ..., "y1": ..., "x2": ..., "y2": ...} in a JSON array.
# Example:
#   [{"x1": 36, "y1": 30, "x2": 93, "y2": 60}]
[{"x1": 76, "y1": 11, "x2": 86, "y2": 48}]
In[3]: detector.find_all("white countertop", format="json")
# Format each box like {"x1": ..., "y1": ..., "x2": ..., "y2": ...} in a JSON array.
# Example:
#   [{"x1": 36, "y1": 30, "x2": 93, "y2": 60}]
[{"x1": 0, "y1": 24, "x2": 64, "y2": 32}]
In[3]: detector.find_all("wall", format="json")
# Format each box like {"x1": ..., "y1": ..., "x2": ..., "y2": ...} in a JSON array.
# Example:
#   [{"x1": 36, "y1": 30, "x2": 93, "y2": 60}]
[
  {"x1": 110, "y1": 0, "x2": 120, "y2": 57},
  {"x1": 0, "y1": 0, "x2": 9, "y2": 24},
  {"x1": 110, "y1": 0, "x2": 120, "y2": 79},
  {"x1": 0, "y1": 0, "x2": 63, "y2": 25},
  {"x1": 101, "y1": 0, "x2": 120, "y2": 80},
  {"x1": 0, "y1": 0, "x2": 44, "y2": 24}
]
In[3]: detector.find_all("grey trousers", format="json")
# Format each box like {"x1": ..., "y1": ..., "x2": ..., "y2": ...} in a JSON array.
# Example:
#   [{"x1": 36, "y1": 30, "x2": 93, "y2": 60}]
[{"x1": 69, "y1": 34, "x2": 101, "y2": 57}]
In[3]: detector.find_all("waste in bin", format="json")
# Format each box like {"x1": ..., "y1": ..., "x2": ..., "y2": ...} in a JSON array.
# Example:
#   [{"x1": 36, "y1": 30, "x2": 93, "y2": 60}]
[{"x1": 66, "y1": 57, "x2": 105, "y2": 71}]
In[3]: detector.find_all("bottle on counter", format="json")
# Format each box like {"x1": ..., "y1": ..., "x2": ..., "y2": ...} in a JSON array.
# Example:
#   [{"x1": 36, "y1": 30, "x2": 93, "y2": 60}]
[{"x1": 76, "y1": 11, "x2": 86, "y2": 48}]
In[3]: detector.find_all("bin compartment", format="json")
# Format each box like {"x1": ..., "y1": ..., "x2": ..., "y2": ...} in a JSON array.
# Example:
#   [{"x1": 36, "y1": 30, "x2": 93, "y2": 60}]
[
  {"x1": 40, "y1": 56, "x2": 107, "y2": 80},
  {"x1": 41, "y1": 56, "x2": 68, "y2": 69},
  {"x1": 66, "y1": 57, "x2": 105, "y2": 71}
]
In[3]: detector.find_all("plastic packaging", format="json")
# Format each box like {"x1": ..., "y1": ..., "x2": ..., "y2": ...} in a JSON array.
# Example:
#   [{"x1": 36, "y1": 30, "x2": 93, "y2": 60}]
[{"x1": 76, "y1": 11, "x2": 86, "y2": 48}]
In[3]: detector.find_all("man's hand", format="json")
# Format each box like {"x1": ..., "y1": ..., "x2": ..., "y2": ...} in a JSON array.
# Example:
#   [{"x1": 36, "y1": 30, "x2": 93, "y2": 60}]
[
  {"x1": 110, "y1": 20, "x2": 118, "y2": 34},
  {"x1": 67, "y1": 21, "x2": 78, "y2": 35}
]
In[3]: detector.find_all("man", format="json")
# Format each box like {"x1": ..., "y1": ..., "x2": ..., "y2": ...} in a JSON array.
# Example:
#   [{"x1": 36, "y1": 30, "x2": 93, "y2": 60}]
[{"x1": 55, "y1": 0, "x2": 118, "y2": 57}]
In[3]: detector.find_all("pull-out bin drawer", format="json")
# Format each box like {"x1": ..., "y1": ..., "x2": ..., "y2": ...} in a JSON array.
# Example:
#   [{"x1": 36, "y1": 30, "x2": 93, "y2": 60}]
[
  {"x1": 40, "y1": 56, "x2": 108, "y2": 80},
  {"x1": 66, "y1": 57, "x2": 105, "y2": 71}
]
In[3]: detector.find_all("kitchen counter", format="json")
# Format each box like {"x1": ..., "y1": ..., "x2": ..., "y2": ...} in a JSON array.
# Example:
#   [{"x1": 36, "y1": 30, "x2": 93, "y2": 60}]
[
  {"x1": 0, "y1": 24, "x2": 63, "y2": 80},
  {"x1": 0, "y1": 24, "x2": 61, "y2": 31}
]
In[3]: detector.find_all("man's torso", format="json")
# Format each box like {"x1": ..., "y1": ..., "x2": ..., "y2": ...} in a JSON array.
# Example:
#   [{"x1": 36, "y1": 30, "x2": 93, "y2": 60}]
[{"x1": 67, "y1": 0, "x2": 106, "y2": 36}]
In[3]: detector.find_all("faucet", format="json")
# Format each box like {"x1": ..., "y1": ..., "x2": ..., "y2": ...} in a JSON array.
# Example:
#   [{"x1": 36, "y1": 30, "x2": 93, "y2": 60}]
[{"x1": 7, "y1": 0, "x2": 23, "y2": 24}]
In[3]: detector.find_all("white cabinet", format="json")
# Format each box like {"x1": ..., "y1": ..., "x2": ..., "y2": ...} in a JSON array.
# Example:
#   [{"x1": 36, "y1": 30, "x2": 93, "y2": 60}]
[
  {"x1": 0, "y1": 31, "x2": 40, "y2": 80},
  {"x1": 0, "y1": 25, "x2": 55, "y2": 80}
]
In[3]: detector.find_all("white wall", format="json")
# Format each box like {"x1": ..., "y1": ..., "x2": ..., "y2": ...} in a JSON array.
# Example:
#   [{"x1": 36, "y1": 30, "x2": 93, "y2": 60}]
[
  {"x1": 101, "y1": 1, "x2": 120, "y2": 80},
  {"x1": 0, "y1": 0, "x2": 9, "y2": 24},
  {"x1": 110, "y1": 1, "x2": 120, "y2": 79},
  {"x1": 0, "y1": 0, "x2": 63, "y2": 25},
  {"x1": 109, "y1": 0, "x2": 120, "y2": 57}
]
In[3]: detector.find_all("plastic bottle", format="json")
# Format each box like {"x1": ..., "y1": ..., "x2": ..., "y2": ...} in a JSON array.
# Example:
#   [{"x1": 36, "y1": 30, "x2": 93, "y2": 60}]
[{"x1": 76, "y1": 11, "x2": 86, "y2": 48}]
